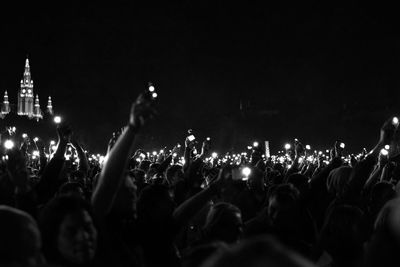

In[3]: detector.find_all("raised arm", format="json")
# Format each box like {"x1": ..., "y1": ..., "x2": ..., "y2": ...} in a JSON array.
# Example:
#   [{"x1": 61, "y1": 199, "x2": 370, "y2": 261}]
[
  {"x1": 70, "y1": 138, "x2": 90, "y2": 176},
  {"x1": 91, "y1": 92, "x2": 156, "y2": 221}
]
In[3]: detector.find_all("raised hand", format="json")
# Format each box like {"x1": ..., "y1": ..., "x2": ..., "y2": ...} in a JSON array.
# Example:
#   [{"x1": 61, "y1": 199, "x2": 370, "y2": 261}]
[
  {"x1": 129, "y1": 92, "x2": 157, "y2": 130},
  {"x1": 57, "y1": 124, "x2": 73, "y2": 144},
  {"x1": 380, "y1": 117, "x2": 399, "y2": 145}
]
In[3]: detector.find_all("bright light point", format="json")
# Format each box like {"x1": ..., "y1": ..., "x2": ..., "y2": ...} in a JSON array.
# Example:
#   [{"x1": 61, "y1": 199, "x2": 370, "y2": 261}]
[
  {"x1": 12, "y1": 127, "x2": 16, "y2": 131},
  {"x1": 206, "y1": 137, "x2": 211, "y2": 141},
  {"x1": 318, "y1": 151, "x2": 323, "y2": 155},
  {"x1": 32, "y1": 150, "x2": 40, "y2": 157},
  {"x1": 253, "y1": 141, "x2": 259, "y2": 147},
  {"x1": 381, "y1": 149, "x2": 389, "y2": 156},
  {"x1": 140, "y1": 153, "x2": 146, "y2": 158},
  {"x1": 4, "y1": 140, "x2": 14, "y2": 150},
  {"x1": 136, "y1": 158, "x2": 141, "y2": 162},
  {"x1": 305, "y1": 145, "x2": 311, "y2": 150},
  {"x1": 298, "y1": 157, "x2": 304, "y2": 163},
  {"x1": 393, "y1": 117, "x2": 399, "y2": 125},
  {"x1": 50, "y1": 140, "x2": 56, "y2": 145},
  {"x1": 152, "y1": 151, "x2": 157, "y2": 156},
  {"x1": 340, "y1": 143, "x2": 345, "y2": 149},
  {"x1": 172, "y1": 153, "x2": 177, "y2": 157},
  {"x1": 33, "y1": 137, "x2": 39, "y2": 142},
  {"x1": 152, "y1": 92, "x2": 158, "y2": 98},
  {"x1": 149, "y1": 85, "x2": 155, "y2": 92},
  {"x1": 51, "y1": 145, "x2": 57, "y2": 151},
  {"x1": 160, "y1": 149, "x2": 164, "y2": 153},
  {"x1": 212, "y1": 152, "x2": 218, "y2": 158},
  {"x1": 284, "y1": 144, "x2": 291, "y2": 150},
  {"x1": 287, "y1": 164, "x2": 292, "y2": 169},
  {"x1": 385, "y1": 145, "x2": 390, "y2": 150},
  {"x1": 242, "y1": 167, "x2": 251, "y2": 176},
  {"x1": 22, "y1": 133, "x2": 28, "y2": 138},
  {"x1": 247, "y1": 146, "x2": 252, "y2": 150},
  {"x1": 54, "y1": 116, "x2": 61, "y2": 124},
  {"x1": 326, "y1": 150, "x2": 330, "y2": 153}
]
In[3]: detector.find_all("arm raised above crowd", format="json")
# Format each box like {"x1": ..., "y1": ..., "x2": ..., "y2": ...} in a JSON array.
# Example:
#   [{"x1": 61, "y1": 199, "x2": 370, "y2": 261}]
[
  {"x1": 91, "y1": 93, "x2": 156, "y2": 221},
  {"x1": 343, "y1": 117, "x2": 397, "y2": 203}
]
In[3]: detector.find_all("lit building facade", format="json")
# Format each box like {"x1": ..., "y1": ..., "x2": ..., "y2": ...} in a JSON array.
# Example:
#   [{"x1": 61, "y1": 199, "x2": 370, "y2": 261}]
[{"x1": 1, "y1": 58, "x2": 54, "y2": 121}]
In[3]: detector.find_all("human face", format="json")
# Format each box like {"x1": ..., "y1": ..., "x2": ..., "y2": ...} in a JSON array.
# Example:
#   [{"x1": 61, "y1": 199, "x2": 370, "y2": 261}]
[{"x1": 57, "y1": 210, "x2": 97, "y2": 265}]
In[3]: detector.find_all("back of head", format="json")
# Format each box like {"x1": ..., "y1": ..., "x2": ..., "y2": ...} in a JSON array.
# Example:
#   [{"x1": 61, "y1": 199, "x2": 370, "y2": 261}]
[
  {"x1": 201, "y1": 235, "x2": 315, "y2": 267},
  {"x1": 0, "y1": 205, "x2": 41, "y2": 266},
  {"x1": 319, "y1": 205, "x2": 365, "y2": 260},
  {"x1": 137, "y1": 184, "x2": 175, "y2": 223},
  {"x1": 326, "y1": 166, "x2": 352, "y2": 197},
  {"x1": 203, "y1": 202, "x2": 242, "y2": 244},
  {"x1": 366, "y1": 198, "x2": 400, "y2": 267},
  {"x1": 369, "y1": 181, "x2": 396, "y2": 216},
  {"x1": 287, "y1": 173, "x2": 309, "y2": 197}
]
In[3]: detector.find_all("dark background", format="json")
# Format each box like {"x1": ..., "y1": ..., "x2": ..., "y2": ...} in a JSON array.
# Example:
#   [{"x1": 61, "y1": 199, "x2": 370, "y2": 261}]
[{"x1": 0, "y1": 1, "x2": 398, "y2": 154}]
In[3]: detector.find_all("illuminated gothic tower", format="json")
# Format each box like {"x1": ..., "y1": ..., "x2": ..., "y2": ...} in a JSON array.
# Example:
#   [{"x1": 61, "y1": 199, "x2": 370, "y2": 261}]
[
  {"x1": 18, "y1": 58, "x2": 34, "y2": 116},
  {"x1": 33, "y1": 94, "x2": 42, "y2": 120},
  {"x1": 1, "y1": 91, "x2": 10, "y2": 115},
  {"x1": 47, "y1": 96, "x2": 53, "y2": 115}
]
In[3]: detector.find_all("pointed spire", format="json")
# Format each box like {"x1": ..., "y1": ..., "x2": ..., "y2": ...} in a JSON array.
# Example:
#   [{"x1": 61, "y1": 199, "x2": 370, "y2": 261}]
[
  {"x1": 35, "y1": 94, "x2": 40, "y2": 106},
  {"x1": 25, "y1": 57, "x2": 30, "y2": 68},
  {"x1": 47, "y1": 96, "x2": 53, "y2": 115}
]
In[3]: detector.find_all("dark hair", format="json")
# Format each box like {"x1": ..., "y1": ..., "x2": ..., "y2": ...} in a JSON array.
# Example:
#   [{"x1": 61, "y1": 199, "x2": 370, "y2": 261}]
[
  {"x1": 136, "y1": 184, "x2": 172, "y2": 219},
  {"x1": 201, "y1": 235, "x2": 314, "y2": 267},
  {"x1": 203, "y1": 202, "x2": 242, "y2": 243},
  {"x1": 38, "y1": 195, "x2": 94, "y2": 263},
  {"x1": 0, "y1": 205, "x2": 40, "y2": 265},
  {"x1": 319, "y1": 205, "x2": 365, "y2": 260},
  {"x1": 166, "y1": 165, "x2": 183, "y2": 184}
]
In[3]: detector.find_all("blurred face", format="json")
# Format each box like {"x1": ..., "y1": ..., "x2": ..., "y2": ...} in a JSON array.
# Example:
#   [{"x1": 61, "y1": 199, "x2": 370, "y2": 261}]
[{"x1": 57, "y1": 210, "x2": 97, "y2": 265}]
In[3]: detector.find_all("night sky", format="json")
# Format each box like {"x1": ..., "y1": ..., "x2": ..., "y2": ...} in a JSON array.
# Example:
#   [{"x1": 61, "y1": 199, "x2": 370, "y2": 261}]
[{"x1": 0, "y1": 1, "x2": 398, "y2": 153}]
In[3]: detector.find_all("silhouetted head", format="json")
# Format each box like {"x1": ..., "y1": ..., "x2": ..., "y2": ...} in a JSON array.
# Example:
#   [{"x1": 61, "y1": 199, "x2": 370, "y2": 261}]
[
  {"x1": 203, "y1": 202, "x2": 243, "y2": 244},
  {"x1": 0, "y1": 205, "x2": 42, "y2": 266},
  {"x1": 38, "y1": 195, "x2": 97, "y2": 265},
  {"x1": 201, "y1": 235, "x2": 314, "y2": 267}
]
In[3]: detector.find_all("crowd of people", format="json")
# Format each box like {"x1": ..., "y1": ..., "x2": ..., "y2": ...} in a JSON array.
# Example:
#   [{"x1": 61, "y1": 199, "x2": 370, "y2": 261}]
[{"x1": 1, "y1": 89, "x2": 400, "y2": 267}]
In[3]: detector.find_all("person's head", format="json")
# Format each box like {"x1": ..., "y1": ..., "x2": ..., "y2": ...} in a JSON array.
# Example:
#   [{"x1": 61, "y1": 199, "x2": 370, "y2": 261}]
[
  {"x1": 131, "y1": 168, "x2": 146, "y2": 185},
  {"x1": 326, "y1": 166, "x2": 352, "y2": 197},
  {"x1": 369, "y1": 181, "x2": 396, "y2": 217},
  {"x1": 0, "y1": 205, "x2": 42, "y2": 266},
  {"x1": 247, "y1": 167, "x2": 265, "y2": 192},
  {"x1": 147, "y1": 163, "x2": 161, "y2": 180},
  {"x1": 137, "y1": 184, "x2": 175, "y2": 223},
  {"x1": 38, "y1": 195, "x2": 97, "y2": 265},
  {"x1": 203, "y1": 202, "x2": 243, "y2": 244},
  {"x1": 58, "y1": 182, "x2": 85, "y2": 198},
  {"x1": 201, "y1": 235, "x2": 315, "y2": 267},
  {"x1": 267, "y1": 184, "x2": 300, "y2": 229},
  {"x1": 182, "y1": 242, "x2": 228, "y2": 267},
  {"x1": 319, "y1": 205, "x2": 365, "y2": 261},
  {"x1": 138, "y1": 159, "x2": 151, "y2": 173},
  {"x1": 286, "y1": 173, "x2": 310, "y2": 198},
  {"x1": 166, "y1": 164, "x2": 184, "y2": 185},
  {"x1": 365, "y1": 198, "x2": 400, "y2": 267}
]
